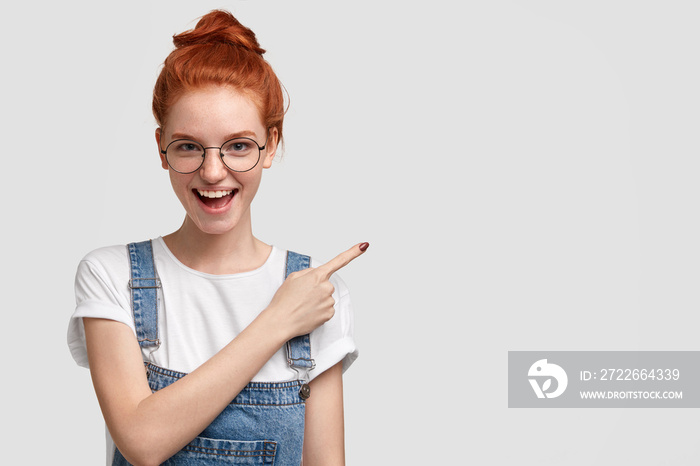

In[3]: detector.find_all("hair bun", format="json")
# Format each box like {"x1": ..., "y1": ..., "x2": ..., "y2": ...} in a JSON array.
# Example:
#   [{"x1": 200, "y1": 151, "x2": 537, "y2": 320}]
[{"x1": 173, "y1": 10, "x2": 265, "y2": 55}]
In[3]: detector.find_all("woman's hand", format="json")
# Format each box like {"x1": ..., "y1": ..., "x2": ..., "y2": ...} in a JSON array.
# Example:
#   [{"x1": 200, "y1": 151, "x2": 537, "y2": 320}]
[{"x1": 263, "y1": 242, "x2": 369, "y2": 339}]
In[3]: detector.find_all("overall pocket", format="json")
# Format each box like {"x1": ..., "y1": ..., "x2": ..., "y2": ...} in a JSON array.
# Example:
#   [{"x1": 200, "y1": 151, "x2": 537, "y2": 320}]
[
  {"x1": 164, "y1": 437, "x2": 277, "y2": 465},
  {"x1": 113, "y1": 437, "x2": 277, "y2": 465}
]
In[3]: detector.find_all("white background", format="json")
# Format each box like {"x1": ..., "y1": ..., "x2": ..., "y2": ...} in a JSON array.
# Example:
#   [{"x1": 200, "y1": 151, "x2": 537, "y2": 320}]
[{"x1": 3, "y1": 0, "x2": 700, "y2": 464}]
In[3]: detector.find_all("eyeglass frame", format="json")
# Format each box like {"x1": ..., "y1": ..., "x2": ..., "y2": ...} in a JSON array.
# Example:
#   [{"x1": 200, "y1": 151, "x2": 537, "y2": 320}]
[{"x1": 160, "y1": 136, "x2": 268, "y2": 174}]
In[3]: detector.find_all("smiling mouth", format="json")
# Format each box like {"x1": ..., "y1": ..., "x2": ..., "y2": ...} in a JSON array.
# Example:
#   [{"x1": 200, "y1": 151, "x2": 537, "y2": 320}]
[{"x1": 195, "y1": 189, "x2": 237, "y2": 209}]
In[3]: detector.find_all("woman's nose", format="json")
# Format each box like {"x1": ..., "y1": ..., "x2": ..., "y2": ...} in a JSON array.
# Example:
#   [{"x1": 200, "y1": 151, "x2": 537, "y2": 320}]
[{"x1": 198, "y1": 148, "x2": 228, "y2": 181}]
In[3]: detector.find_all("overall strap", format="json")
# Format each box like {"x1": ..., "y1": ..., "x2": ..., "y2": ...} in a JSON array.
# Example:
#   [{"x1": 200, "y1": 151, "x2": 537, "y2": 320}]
[
  {"x1": 285, "y1": 251, "x2": 315, "y2": 372},
  {"x1": 127, "y1": 240, "x2": 161, "y2": 349}
]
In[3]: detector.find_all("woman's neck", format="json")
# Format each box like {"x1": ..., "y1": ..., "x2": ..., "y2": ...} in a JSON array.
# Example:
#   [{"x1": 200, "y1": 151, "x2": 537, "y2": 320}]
[{"x1": 162, "y1": 216, "x2": 271, "y2": 275}]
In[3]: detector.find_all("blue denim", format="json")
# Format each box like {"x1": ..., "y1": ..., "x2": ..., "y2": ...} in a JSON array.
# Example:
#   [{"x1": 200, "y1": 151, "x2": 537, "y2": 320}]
[
  {"x1": 113, "y1": 243, "x2": 314, "y2": 465},
  {"x1": 284, "y1": 252, "x2": 315, "y2": 373},
  {"x1": 127, "y1": 241, "x2": 161, "y2": 349}
]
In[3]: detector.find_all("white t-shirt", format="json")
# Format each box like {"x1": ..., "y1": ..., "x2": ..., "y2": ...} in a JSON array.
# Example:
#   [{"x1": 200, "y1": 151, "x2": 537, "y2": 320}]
[
  {"x1": 68, "y1": 237, "x2": 358, "y2": 379},
  {"x1": 68, "y1": 238, "x2": 358, "y2": 464}
]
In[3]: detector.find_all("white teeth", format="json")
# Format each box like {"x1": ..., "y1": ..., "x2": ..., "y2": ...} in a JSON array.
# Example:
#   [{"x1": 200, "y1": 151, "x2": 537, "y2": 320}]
[{"x1": 197, "y1": 189, "x2": 233, "y2": 198}]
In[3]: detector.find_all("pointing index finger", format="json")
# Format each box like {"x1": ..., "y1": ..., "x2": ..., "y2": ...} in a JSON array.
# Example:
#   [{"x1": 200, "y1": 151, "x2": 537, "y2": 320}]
[{"x1": 317, "y1": 242, "x2": 369, "y2": 279}]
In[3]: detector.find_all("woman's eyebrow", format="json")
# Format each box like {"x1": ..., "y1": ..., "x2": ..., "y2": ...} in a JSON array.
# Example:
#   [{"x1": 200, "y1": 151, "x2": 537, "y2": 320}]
[
  {"x1": 222, "y1": 130, "x2": 259, "y2": 141},
  {"x1": 170, "y1": 130, "x2": 259, "y2": 141}
]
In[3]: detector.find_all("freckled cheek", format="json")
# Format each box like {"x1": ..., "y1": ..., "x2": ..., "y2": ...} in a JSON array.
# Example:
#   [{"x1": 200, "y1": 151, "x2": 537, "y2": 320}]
[
  {"x1": 168, "y1": 172, "x2": 195, "y2": 202},
  {"x1": 233, "y1": 171, "x2": 263, "y2": 193}
]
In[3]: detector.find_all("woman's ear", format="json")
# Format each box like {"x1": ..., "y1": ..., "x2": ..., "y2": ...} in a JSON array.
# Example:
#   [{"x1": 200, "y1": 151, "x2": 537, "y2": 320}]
[
  {"x1": 156, "y1": 128, "x2": 168, "y2": 170},
  {"x1": 262, "y1": 127, "x2": 279, "y2": 169}
]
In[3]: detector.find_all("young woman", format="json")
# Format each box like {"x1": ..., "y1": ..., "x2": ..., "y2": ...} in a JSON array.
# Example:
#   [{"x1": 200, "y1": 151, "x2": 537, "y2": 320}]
[{"x1": 67, "y1": 10, "x2": 366, "y2": 466}]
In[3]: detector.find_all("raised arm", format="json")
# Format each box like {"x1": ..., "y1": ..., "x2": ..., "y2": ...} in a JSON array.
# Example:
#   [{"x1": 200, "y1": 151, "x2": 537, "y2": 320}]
[{"x1": 84, "y1": 243, "x2": 367, "y2": 466}]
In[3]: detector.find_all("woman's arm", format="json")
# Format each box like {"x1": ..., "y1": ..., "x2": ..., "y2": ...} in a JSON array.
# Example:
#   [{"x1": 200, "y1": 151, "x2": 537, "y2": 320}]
[
  {"x1": 85, "y1": 309, "x2": 287, "y2": 466},
  {"x1": 302, "y1": 362, "x2": 346, "y2": 466},
  {"x1": 85, "y1": 244, "x2": 365, "y2": 466}
]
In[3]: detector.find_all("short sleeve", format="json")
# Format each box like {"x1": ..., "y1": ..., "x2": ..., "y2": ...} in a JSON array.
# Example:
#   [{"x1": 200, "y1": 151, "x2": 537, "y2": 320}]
[
  {"x1": 67, "y1": 247, "x2": 136, "y2": 368},
  {"x1": 308, "y1": 269, "x2": 359, "y2": 381}
]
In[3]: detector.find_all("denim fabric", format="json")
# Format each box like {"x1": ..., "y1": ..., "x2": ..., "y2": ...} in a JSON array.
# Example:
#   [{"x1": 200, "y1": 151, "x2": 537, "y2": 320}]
[
  {"x1": 113, "y1": 364, "x2": 305, "y2": 465},
  {"x1": 128, "y1": 241, "x2": 161, "y2": 349},
  {"x1": 165, "y1": 437, "x2": 276, "y2": 465},
  {"x1": 285, "y1": 252, "x2": 315, "y2": 372},
  {"x1": 113, "y1": 244, "x2": 313, "y2": 465}
]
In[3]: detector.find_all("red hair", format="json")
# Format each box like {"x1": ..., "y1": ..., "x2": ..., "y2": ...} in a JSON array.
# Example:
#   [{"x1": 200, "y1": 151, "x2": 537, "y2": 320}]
[{"x1": 153, "y1": 10, "x2": 285, "y2": 143}]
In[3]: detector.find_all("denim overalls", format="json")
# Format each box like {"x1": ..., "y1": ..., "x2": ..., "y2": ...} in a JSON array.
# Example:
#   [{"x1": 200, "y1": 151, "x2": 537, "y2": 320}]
[{"x1": 112, "y1": 240, "x2": 315, "y2": 465}]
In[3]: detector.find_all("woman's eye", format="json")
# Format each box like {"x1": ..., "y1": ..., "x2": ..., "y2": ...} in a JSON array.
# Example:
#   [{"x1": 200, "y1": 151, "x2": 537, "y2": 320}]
[
  {"x1": 223, "y1": 139, "x2": 254, "y2": 156},
  {"x1": 170, "y1": 141, "x2": 203, "y2": 157},
  {"x1": 179, "y1": 143, "x2": 200, "y2": 152},
  {"x1": 231, "y1": 142, "x2": 249, "y2": 151}
]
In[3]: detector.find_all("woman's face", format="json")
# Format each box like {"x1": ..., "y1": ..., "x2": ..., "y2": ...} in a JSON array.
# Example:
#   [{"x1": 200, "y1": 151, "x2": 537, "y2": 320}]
[{"x1": 156, "y1": 85, "x2": 277, "y2": 236}]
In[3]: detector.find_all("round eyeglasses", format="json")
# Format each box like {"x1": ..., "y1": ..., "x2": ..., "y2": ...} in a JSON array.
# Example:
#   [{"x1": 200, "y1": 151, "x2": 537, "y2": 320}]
[{"x1": 161, "y1": 137, "x2": 266, "y2": 174}]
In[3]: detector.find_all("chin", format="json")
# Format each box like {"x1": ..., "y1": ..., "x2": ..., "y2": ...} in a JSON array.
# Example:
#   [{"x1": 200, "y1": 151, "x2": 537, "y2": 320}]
[
  {"x1": 196, "y1": 222, "x2": 239, "y2": 236},
  {"x1": 190, "y1": 214, "x2": 245, "y2": 236}
]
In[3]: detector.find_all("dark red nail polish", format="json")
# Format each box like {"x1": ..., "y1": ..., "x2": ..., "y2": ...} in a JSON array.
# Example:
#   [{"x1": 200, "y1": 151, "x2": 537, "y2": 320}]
[{"x1": 359, "y1": 242, "x2": 369, "y2": 251}]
